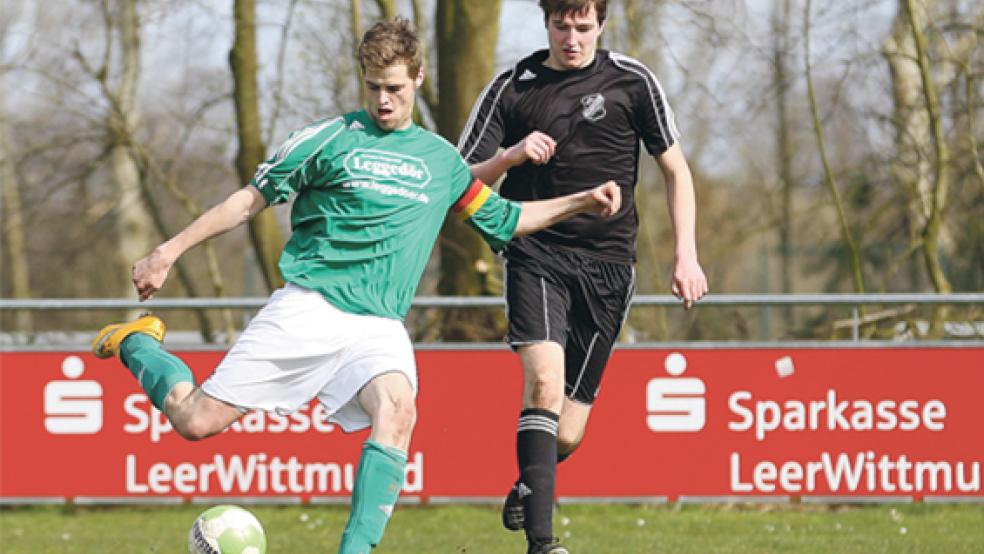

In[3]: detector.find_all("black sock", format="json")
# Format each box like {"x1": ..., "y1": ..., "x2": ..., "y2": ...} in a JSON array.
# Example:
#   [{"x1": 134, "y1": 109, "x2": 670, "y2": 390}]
[{"x1": 516, "y1": 408, "x2": 559, "y2": 544}]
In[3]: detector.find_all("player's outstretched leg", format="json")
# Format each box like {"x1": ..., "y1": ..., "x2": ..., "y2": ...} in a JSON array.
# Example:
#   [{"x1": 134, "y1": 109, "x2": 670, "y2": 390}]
[
  {"x1": 338, "y1": 440, "x2": 407, "y2": 554},
  {"x1": 92, "y1": 313, "x2": 166, "y2": 358},
  {"x1": 91, "y1": 314, "x2": 195, "y2": 412},
  {"x1": 338, "y1": 372, "x2": 415, "y2": 554}
]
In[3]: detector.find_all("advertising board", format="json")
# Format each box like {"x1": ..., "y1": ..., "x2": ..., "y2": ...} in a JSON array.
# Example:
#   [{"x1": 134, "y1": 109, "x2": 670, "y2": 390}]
[{"x1": 2, "y1": 348, "x2": 981, "y2": 503}]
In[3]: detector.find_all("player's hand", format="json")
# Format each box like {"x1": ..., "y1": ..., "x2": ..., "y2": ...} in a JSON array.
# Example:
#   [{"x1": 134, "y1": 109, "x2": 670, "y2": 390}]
[
  {"x1": 132, "y1": 247, "x2": 174, "y2": 301},
  {"x1": 587, "y1": 180, "x2": 621, "y2": 217},
  {"x1": 671, "y1": 256, "x2": 708, "y2": 310},
  {"x1": 504, "y1": 131, "x2": 556, "y2": 166}
]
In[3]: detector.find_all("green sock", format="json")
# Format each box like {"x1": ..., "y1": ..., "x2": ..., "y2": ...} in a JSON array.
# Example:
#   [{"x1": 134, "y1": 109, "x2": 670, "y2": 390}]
[
  {"x1": 338, "y1": 440, "x2": 407, "y2": 554},
  {"x1": 119, "y1": 333, "x2": 195, "y2": 412}
]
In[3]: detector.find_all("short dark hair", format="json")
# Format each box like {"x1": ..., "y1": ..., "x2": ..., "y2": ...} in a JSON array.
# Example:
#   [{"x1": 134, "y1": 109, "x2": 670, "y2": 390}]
[
  {"x1": 539, "y1": 0, "x2": 608, "y2": 24},
  {"x1": 358, "y1": 17, "x2": 423, "y2": 76}
]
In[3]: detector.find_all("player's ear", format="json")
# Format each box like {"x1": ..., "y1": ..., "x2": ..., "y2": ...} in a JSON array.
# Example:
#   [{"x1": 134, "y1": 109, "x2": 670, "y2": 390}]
[{"x1": 414, "y1": 69, "x2": 425, "y2": 88}]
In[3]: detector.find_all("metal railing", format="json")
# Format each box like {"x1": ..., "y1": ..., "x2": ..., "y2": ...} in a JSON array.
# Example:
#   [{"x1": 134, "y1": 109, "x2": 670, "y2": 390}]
[
  {"x1": 2, "y1": 292, "x2": 981, "y2": 310},
  {"x1": 1, "y1": 293, "x2": 981, "y2": 345}
]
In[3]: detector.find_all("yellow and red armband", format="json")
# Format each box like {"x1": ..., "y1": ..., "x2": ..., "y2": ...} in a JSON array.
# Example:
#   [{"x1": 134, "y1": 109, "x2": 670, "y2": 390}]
[{"x1": 452, "y1": 179, "x2": 492, "y2": 219}]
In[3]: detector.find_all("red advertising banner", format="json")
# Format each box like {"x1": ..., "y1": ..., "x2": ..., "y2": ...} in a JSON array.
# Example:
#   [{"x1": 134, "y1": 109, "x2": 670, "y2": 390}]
[{"x1": 1, "y1": 348, "x2": 982, "y2": 502}]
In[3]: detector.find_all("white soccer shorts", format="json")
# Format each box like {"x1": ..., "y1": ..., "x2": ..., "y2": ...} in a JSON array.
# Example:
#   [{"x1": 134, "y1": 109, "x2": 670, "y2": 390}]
[{"x1": 201, "y1": 283, "x2": 417, "y2": 432}]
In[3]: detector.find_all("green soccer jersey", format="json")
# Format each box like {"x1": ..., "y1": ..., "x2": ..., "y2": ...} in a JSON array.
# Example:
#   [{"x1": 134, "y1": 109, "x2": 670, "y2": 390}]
[{"x1": 251, "y1": 110, "x2": 521, "y2": 320}]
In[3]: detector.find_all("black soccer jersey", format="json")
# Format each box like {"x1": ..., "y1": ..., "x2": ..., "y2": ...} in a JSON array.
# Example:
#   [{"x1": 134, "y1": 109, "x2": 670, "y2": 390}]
[{"x1": 458, "y1": 49, "x2": 680, "y2": 262}]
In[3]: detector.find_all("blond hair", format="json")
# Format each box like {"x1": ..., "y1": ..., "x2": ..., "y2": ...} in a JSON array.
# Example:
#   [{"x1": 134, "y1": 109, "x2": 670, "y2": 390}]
[{"x1": 358, "y1": 17, "x2": 423, "y2": 76}]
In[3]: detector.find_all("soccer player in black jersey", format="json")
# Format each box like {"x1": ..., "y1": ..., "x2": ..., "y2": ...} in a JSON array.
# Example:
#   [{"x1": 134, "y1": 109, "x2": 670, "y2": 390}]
[{"x1": 460, "y1": 1, "x2": 708, "y2": 552}]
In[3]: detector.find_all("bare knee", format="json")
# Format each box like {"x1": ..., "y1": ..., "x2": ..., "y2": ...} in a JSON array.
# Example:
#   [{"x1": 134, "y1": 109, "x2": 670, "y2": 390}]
[
  {"x1": 526, "y1": 375, "x2": 564, "y2": 411},
  {"x1": 173, "y1": 420, "x2": 213, "y2": 441},
  {"x1": 557, "y1": 400, "x2": 591, "y2": 459},
  {"x1": 557, "y1": 427, "x2": 584, "y2": 457},
  {"x1": 166, "y1": 388, "x2": 240, "y2": 441},
  {"x1": 388, "y1": 396, "x2": 417, "y2": 437},
  {"x1": 361, "y1": 373, "x2": 417, "y2": 450},
  {"x1": 519, "y1": 343, "x2": 565, "y2": 412},
  {"x1": 374, "y1": 395, "x2": 417, "y2": 444}
]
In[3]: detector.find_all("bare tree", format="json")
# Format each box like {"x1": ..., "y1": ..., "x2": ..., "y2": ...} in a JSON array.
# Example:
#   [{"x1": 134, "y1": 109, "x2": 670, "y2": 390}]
[
  {"x1": 5, "y1": 0, "x2": 979, "y2": 344},
  {"x1": 804, "y1": 0, "x2": 865, "y2": 295},
  {"x1": 884, "y1": 0, "x2": 937, "y2": 290},
  {"x1": 903, "y1": 0, "x2": 952, "y2": 294},
  {"x1": 0, "y1": 0, "x2": 31, "y2": 335},
  {"x1": 412, "y1": 0, "x2": 438, "y2": 119},
  {"x1": 0, "y1": 82, "x2": 32, "y2": 334},
  {"x1": 373, "y1": 0, "x2": 396, "y2": 21},
  {"x1": 106, "y1": 0, "x2": 155, "y2": 305},
  {"x1": 610, "y1": 0, "x2": 672, "y2": 341},
  {"x1": 265, "y1": 0, "x2": 300, "y2": 149},
  {"x1": 65, "y1": 1, "x2": 232, "y2": 341},
  {"x1": 351, "y1": 0, "x2": 365, "y2": 106},
  {"x1": 434, "y1": 0, "x2": 503, "y2": 340},
  {"x1": 231, "y1": 0, "x2": 285, "y2": 292},
  {"x1": 961, "y1": 22, "x2": 984, "y2": 194},
  {"x1": 773, "y1": 0, "x2": 796, "y2": 316}
]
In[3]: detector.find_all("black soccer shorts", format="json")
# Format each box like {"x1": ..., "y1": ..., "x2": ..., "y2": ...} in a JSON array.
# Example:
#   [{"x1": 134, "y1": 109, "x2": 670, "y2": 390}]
[{"x1": 503, "y1": 240, "x2": 636, "y2": 404}]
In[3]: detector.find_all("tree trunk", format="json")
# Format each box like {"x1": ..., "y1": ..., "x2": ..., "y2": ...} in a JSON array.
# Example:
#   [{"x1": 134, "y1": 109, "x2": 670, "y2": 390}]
[
  {"x1": 0, "y1": 82, "x2": 32, "y2": 335},
  {"x1": 618, "y1": 0, "x2": 669, "y2": 341},
  {"x1": 351, "y1": 0, "x2": 365, "y2": 106},
  {"x1": 110, "y1": 0, "x2": 155, "y2": 311},
  {"x1": 964, "y1": 50, "x2": 984, "y2": 195},
  {"x1": 411, "y1": 0, "x2": 438, "y2": 117},
  {"x1": 231, "y1": 0, "x2": 284, "y2": 292},
  {"x1": 884, "y1": 1, "x2": 934, "y2": 290},
  {"x1": 373, "y1": 0, "x2": 396, "y2": 20},
  {"x1": 903, "y1": 0, "x2": 952, "y2": 295},
  {"x1": 92, "y1": 0, "x2": 220, "y2": 341},
  {"x1": 804, "y1": 0, "x2": 865, "y2": 295},
  {"x1": 773, "y1": 0, "x2": 795, "y2": 332},
  {"x1": 435, "y1": 0, "x2": 503, "y2": 340}
]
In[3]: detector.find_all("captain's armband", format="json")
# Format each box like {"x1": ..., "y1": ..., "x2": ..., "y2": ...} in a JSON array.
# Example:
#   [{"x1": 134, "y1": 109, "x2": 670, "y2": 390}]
[{"x1": 452, "y1": 179, "x2": 493, "y2": 220}]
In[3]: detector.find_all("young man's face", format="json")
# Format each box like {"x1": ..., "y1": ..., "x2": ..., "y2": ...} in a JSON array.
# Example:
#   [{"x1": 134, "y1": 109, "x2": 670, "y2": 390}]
[
  {"x1": 364, "y1": 63, "x2": 421, "y2": 131},
  {"x1": 544, "y1": 4, "x2": 605, "y2": 70}
]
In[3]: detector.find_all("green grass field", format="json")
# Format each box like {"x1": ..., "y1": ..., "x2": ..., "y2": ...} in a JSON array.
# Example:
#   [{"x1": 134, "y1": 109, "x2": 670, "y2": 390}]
[{"x1": 2, "y1": 502, "x2": 982, "y2": 553}]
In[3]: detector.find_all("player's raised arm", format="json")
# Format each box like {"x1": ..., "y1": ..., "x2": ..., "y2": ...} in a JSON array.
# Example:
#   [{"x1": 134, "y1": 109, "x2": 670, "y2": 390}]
[
  {"x1": 132, "y1": 186, "x2": 266, "y2": 301},
  {"x1": 514, "y1": 180, "x2": 620, "y2": 236},
  {"x1": 470, "y1": 131, "x2": 556, "y2": 185},
  {"x1": 132, "y1": 104, "x2": 343, "y2": 302}
]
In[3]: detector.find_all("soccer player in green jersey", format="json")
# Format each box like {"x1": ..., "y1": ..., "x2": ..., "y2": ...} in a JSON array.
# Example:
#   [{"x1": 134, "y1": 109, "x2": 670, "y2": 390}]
[{"x1": 91, "y1": 18, "x2": 619, "y2": 554}]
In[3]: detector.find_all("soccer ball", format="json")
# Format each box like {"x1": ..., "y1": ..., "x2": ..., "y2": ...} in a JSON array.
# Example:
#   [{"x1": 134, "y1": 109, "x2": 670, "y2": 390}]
[{"x1": 188, "y1": 505, "x2": 267, "y2": 554}]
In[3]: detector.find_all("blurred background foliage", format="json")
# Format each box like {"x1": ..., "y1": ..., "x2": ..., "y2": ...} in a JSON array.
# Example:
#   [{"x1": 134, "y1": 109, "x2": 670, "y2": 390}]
[{"x1": 0, "y1": 0, "x2": 981, "y2": 343}]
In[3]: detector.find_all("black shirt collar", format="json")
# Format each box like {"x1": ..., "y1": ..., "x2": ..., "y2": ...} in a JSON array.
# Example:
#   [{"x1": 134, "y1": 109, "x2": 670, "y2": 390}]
[{"x1": 527, "y1": 48, "x2": 607, "y2": 77}]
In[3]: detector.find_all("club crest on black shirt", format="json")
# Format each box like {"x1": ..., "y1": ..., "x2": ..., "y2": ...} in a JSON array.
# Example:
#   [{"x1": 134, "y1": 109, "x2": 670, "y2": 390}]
[{"x1": 581, "y1": 93, "x2": 607, "y2": 122}]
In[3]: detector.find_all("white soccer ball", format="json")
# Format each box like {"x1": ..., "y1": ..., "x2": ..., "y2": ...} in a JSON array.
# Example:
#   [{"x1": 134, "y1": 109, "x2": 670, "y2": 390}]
[{"x1": 188, "y1": 505, "x2": 267, "y2": 554}]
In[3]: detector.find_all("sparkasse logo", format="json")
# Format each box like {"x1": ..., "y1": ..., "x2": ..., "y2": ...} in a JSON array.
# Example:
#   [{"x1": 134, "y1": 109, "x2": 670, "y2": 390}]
[
  {"x1": 646, "y1": 352, "x2": 706, "y2": 432},
  {"x1": 344, "y1": 148, "x2": 432, "y2": 188},
  {"x1": 44, "y1": 355, "x2": 103, "y2": 434}
]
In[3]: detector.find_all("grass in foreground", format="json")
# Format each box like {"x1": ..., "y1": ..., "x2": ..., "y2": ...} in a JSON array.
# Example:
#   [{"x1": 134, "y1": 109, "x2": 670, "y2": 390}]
[{"x1": 1, "y1": 502, "x2": 982, "y2": 553}]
